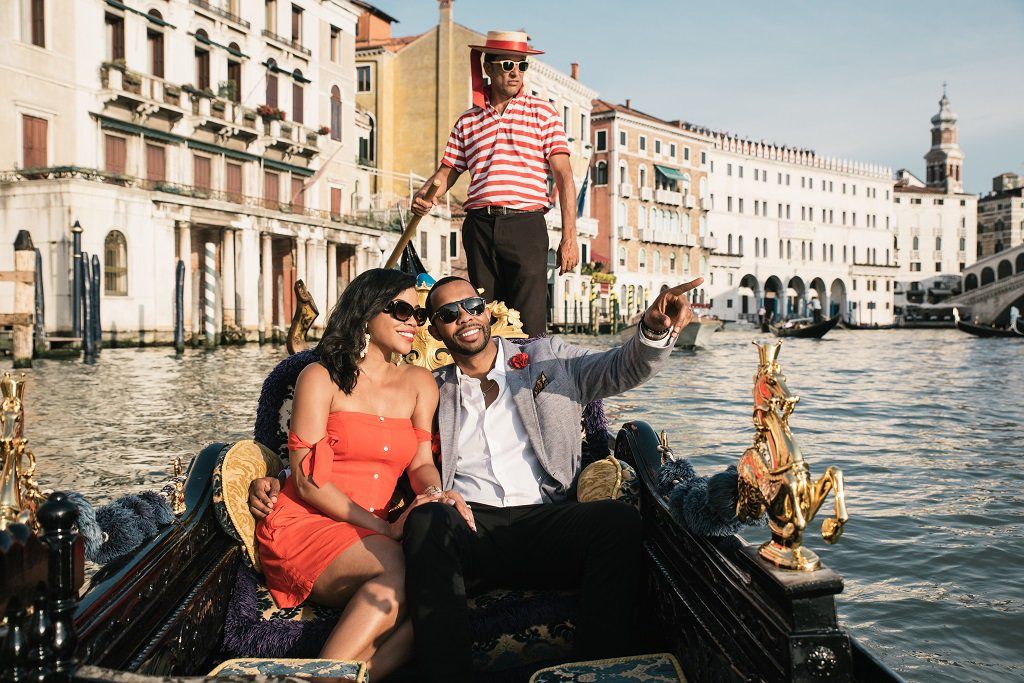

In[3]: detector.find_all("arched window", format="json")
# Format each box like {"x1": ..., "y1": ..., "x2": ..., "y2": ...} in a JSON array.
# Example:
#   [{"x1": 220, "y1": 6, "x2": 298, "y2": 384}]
[
  {"x1": 638, "y1": 248, "x2": 647, "y2": 270},
  {"x1": 912, "y1": 236, "x2": 919, "y2": 250},
  {"x1": 292, "y1": 70, "x2": 305, "y2": 123},
  {"x1": 618, "y1": 162, "x2": 627, "y2": 186},
  {"x1": 147, "y1": 11, "x2": 165, "y2": 78},
  {"x1": 959, "y1": 237, "x2": 966, "y2": 251},
  {"x1": 683, "y1": 212, "x2": 691, "y2": 233},
  {"x1": 778, "y1": 240, "x2": 784, "y2": 259},
  {"x1": 330, "y1": 86, "x2": 342, "y2": 141},
  {"x1": 699, "y1": 176, "x2": 708, "y2": 198},
  {"x1": 681, "y1": 173, "x2": 691, "y2": 196},
  {"x1": 639, "y1": 166, "x2": 646, "y2": 188},
  {"x1": 727, "y1": 234, "x2": 733, "y2": 253},
  {"x1": 594, "y1": 161, "x2": 608, "y2": 185},
  {"x1": 104, "y1": 230, "x2": 128, "y2": 295},
  {"x1": 669, "y1": 252, "x2": 677, "y2": 272},
  {"x1": 699, "y1": 215, "x2": 707, "y2": 237},
  {"x1": 649, "y1": 207, "x2": 655, "y2": 230},
  {"x1": 637, "y1": 285, "x2": 645, "y2": 308},
  {"x1": 755, "y1": 239, "x2": 760, "y2": 257},
  {"x1": 738, "y1": 235, "x2": 744, "y2": 256},
  {"x1": 227, "y1": 43, "x2": 242, "y2": 102},
  {"x1": 786, "y1": 240, "x2": 792, "y2": 260},
  {"x1": 637, "y1": 206, "x2": 646, "y2": 230},
  {"x1": 618, "y1": 246, "x2": 627, "y2": 268},
  {"x1": 801, "y1": 241, "x2": 806, "y2": 260},
  {"x1": 654, "y1": 251, "x2": 661, "y2": 273},
  {"x1": 266, "y1": 58, "x2": 279, "y2": 107},
  {"x1": 935, "y1": 236, "x2": 942, "y2": 250},
  {"x1": 194, "y1": 29, "x2": 211, "y2": 90},
  {"x1": 618, "y1": 201, "x2": 627, "y2": 226}
]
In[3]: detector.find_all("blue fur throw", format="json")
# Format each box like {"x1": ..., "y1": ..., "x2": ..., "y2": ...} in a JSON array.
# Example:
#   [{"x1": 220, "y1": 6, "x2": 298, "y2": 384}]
[
  {"x1": 66, "y1": 490, "x2": 175, "y2": 565},
  {"x1": 253, "y1": 350, "x2": 316, "y2": 460},
  {"x1": 662, "y1": 461, "x2": 765, "y2": 537}
]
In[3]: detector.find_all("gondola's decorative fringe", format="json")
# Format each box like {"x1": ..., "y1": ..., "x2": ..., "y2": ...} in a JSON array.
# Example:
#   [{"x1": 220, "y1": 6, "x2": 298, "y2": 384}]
[
  {"x1": 66, "y1": 490, "x2": 175, "y2": 564},
  {"x1": 660, "y1": 461, "x2": 766, "y2": 537}
]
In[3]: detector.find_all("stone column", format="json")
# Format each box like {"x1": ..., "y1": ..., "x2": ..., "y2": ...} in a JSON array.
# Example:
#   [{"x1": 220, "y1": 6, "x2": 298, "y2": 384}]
[
  {"x1": 176, "y1": 221, "x2": 192, "y2": 335},
  {"x1": 296, "y1": 237, "x2": 307, "y2": 286},
  {"x1": 326, "y1": 242, "x2": 338, "y2": 309},
  {"x1": 261, "y1": 232, "x2": 272, "y2": 342},
  {"x1": 305, "y1": 240, "x2": 316, "y2": 291},
  {"x1": 221, "y1": 228, "x2": 236, "y2": 327}
]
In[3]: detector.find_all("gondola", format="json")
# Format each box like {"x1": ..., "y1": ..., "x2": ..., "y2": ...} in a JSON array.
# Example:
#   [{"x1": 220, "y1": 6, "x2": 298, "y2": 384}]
[
  {"x1": 2, "y1": 249, "x2": 901, "y2": 683},
  {"x1": 771, "y1": 315, "x2": 841, "y2": 339},
  {"x1": 953, "y1": 308, "x2": 1024, "y2": 338}
]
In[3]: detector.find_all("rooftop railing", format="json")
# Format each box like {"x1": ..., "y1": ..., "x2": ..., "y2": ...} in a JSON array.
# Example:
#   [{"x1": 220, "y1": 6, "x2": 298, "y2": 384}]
[
  {"x1": 261, "y1": 29, "x2": 311, "y2": 56},
  {"x1": 190, "y1": 0, "x2": 250, "y2": 29}
]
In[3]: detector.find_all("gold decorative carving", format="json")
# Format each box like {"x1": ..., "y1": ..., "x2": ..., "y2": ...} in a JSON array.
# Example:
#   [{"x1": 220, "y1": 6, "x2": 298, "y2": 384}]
[
  {"x1": 736, "y1": 342, "x2": 848, "y2": 571},
  {"x1": 404, "y1": 286, "x2": 527, "y2": 370},
  {"x1": 287, "y1": 279, "x2": 319, "y2": 355},
  {"x1": 0, "y1": 372, "x2": 44, "y2": 531},
  {"x1": 172, "y1": 457, "x2": 186, "y2": 517}
]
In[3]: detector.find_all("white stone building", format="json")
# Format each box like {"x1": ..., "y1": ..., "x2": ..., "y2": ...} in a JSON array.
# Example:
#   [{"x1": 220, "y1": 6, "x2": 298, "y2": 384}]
[
  {"x1": 706, "y1": 135, "x2": 898, "y2": 326},
  {"x1": 891, "y1": 91, "x2": 977, "y2": 316},
  {"x1": 0, "y1": 0, "x2": 397, "y2": 345}
]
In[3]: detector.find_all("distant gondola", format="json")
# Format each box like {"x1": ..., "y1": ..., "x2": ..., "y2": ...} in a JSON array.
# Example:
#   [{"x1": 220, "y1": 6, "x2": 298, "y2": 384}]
[
  {"x1": 953, "y1": 307, "x2": 1024, "y2": 338},
  {"x1": 771, "y1": 315, "x2": 841, "y2": 339}
]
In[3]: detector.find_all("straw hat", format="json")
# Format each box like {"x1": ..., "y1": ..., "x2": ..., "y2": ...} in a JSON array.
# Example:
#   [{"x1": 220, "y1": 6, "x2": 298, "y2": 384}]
[{"x1": 469, "y1": 30, "x2": 544, "y2": 55}]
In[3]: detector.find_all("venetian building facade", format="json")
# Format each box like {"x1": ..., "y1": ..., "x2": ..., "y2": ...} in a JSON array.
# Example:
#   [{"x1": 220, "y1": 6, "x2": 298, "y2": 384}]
[
  {"x1": 892, "y1": 91, "x2": 977, "y2": 313},
  {"x1": 354, "y1": 0, "x2": 599, "y2": 326},
  {"x1": 589, "y1": 100, "x2": 712, "y2": 322},
  {"x1": 977, "y1": 172, "x2": 1023, "y2": 258},
  {"x1": 706, "y1": 136, "x2": 897, "y2": 326},
  {"x1": 0, "y1": 0, "x2": 395, "y2": 344}
]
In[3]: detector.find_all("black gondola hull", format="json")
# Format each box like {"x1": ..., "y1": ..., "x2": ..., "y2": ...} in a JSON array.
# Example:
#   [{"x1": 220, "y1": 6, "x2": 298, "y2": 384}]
[{"x1": 772, "y1": 316, "x2": 841, "y2": 339}]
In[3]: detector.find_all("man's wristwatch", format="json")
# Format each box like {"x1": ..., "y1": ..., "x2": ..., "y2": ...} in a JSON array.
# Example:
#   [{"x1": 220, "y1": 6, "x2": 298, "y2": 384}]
[
  {"x1": 423, "y1": 485, "x2": 443, "y2": 497},
  {"x1": 638, "y1": 318, "x2": 670, "y2": 341}
]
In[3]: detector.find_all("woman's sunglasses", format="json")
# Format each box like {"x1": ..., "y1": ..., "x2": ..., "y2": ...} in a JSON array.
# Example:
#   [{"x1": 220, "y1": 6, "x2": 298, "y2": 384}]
[
  {"x1": 383, "y1": 300, "x2": 428, "y2": 326},
  {"x1": 488, "y1": 59, "x2": 530, "y2": 73},
  {"x1": 430, "y1": 296, "x2": 487, "y2": 324}
]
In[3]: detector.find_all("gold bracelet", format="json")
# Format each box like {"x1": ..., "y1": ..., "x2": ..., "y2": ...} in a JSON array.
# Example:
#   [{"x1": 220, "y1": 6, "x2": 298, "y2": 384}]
[{"x1": 423, "y1": 485, "x2": 443, "y2": 497}]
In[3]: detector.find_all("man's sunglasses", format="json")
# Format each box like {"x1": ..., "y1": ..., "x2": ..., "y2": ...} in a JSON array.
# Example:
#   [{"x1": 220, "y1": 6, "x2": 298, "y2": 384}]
[
  {"x1": 383, "y1": 300, "x2": 428, "y2": 326},
  {"x1": 430, "y1": 296, "x2": 487, "y2": 324},
  {"x1": 487, "y1": 59, "x2": 530, "y2": 73}
]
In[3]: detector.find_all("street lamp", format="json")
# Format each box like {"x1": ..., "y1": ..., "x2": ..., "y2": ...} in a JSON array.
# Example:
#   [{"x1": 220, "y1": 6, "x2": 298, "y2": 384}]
[{"x1": 71, "y1": 220, "x2": 83, "y2": 338}]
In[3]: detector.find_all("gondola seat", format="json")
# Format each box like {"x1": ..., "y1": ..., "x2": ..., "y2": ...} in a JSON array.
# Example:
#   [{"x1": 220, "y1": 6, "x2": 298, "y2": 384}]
[
  {"x1": 528, "y1": 653, "x2": 685, "y2": 682},
  {"x1": 210, "y1": 658, "x2": 367, "y2": 682}
]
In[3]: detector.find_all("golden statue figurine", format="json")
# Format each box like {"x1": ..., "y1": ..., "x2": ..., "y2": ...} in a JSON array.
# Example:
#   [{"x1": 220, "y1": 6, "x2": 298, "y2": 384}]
[
  {"x1": 736, "y1": 341, "x2": 848, "y2": 571},
  {"x1": 286, "y1": 279, "x2": 320, "y2": 355},
  {"x1": 0, "y1": 372, "x2": 45, "y2": 531}
]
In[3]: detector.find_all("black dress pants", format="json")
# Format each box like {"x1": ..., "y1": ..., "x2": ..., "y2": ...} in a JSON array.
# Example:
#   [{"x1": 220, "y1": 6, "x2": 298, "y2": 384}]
[
  {"x1": 461, "y1": 210, "x2": 549, "y2": 337},
  {"x1": 402, "y1": 499, "x2": 644, "y2": 682}
]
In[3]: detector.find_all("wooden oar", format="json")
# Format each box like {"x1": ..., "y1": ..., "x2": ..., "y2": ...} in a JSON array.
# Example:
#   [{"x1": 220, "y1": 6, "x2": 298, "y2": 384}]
[{"x1": 385, "y1": 179, "x2": 441, "y2": 268}]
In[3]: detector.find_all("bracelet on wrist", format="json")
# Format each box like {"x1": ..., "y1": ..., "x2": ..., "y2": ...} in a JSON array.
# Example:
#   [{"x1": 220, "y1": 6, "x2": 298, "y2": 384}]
[
  {"x1": 423, "y1": 485, "x2": 443, "y2": 497},
  {"x1": 638, "y1": 318, "x2": 669, "y2": 340}
]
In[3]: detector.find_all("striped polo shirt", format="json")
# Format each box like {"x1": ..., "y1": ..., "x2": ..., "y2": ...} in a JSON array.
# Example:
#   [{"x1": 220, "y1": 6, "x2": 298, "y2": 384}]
[{"x1": 441, "y1": 91, "x2": 571, "y2": 211}]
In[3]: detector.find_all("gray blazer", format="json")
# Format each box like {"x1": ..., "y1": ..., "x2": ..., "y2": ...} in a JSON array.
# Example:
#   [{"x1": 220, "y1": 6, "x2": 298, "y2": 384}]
[{"x1": 433, "y1": 331, "x2": 672, "y2": 502}]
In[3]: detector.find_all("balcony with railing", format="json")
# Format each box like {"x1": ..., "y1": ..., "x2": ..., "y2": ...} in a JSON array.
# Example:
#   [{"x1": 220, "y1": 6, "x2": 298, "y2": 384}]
[
  {"x1": 618, "y1": 183, "x2": 633, "y2": 198},
  {"x1": 261, "y1": 29, "x2": 311, "y2": 57},
  {"x1": 190, "y1": 0, "x2": 250, "y2": 29},
  {"x1": 99, "y1": 64, "x2": 186, "y2": 120},
  {"x1": 700, "y1": 196, "x2": 711, "y2": 211},
  {"x1": 617, "y1": 225, "x2": 634, "y2": 240},
  {"x1": 654, "y1": 188, "x2": 682, "y2": 206},
  {"x1": 700, "y1": 235, "x2": 718, "y2": 250},
  {"x1": 683, "y1": 194, "x2": 696, "y2": 209}
]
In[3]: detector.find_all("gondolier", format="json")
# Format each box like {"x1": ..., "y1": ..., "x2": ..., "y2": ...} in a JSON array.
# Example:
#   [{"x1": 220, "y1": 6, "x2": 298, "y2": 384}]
[{"x1": 411, "y1": 30, "x2": 578, "y2": 336}]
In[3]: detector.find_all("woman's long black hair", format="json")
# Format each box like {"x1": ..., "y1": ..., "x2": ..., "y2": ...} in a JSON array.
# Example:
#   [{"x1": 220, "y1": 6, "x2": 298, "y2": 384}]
[{"x1": 314, "y1": 268, "x2": 416, "y2": 394}]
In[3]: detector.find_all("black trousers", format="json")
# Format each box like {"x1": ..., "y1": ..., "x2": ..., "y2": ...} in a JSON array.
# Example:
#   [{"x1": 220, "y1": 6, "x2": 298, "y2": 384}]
[
  {"x1": 402, "y1": 499, "x2": 644, "y2": 682},
  {"x1": 462, "y1": 210, "x2": 549, "y2": 337}
]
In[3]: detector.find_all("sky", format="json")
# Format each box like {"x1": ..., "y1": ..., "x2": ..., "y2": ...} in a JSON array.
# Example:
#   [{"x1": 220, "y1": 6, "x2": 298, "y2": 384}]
[{"x1": 370, "y1": 0, "x2": 1024, "y2": 196}]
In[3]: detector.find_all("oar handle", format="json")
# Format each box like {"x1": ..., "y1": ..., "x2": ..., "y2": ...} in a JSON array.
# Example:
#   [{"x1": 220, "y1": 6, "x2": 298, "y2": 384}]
[{"x1": 385, "y1": 179, "x2": 442, "y2": 268}]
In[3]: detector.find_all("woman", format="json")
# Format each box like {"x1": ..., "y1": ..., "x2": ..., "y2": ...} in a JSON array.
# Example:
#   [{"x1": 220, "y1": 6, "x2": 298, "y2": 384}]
[{"x1": 256, "y1": 268, "x2": 470, "y2": 679}]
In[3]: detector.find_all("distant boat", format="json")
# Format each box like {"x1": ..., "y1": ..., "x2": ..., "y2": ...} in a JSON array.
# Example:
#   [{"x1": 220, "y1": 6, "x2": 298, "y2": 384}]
[
  {"x1": 771, "y1": 315, "x2": 841, "y2": 339},
  {"x1": 620, "y1": 316, "x2": 723, "y2": 349},
  {"x1": 953, "y1": 308, "x2": 1024, "y2": 338}
]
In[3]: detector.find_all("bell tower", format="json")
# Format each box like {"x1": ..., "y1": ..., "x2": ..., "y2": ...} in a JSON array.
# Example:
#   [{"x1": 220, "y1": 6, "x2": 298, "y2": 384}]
[{"x1": 924, "y1": 83, "x2": 963, "y2": 193}]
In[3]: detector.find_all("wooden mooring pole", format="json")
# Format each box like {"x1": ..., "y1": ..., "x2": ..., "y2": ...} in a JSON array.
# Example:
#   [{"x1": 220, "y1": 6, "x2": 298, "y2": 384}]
[{"x1": 5, "y1": 231, "x2": 38, "y2": 368}]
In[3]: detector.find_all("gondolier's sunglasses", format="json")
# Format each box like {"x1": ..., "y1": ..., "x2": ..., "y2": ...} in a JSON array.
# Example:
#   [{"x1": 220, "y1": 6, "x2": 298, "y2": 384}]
[
  {"x1": 431, "y1": 296, "x2": 487, "y2": 324},
  {"x1": 383, "y1": 300, "x2": 429, "y2": 326},
  {"x1": 486, "y1": 58, "x2": 530, "y2": 73}
]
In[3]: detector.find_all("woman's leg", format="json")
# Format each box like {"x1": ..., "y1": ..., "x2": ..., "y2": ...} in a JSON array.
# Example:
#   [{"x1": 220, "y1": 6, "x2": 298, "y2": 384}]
[
  {"x1": 355, "y1": 618, "x2": 413, "y2": 680},
  {"x1": 310, "y1": 534, "x2": 406, "y2": 662}
]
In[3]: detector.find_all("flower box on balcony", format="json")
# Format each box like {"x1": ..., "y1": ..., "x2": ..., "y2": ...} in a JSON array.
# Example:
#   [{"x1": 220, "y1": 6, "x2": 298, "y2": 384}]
[
  {"x1": 256, "y1": 104, "x2": 286, "y2": 121},
  {"x1": 123, "y1": 71, "x2": 142, "y2": 94},
  {"x1": 306, "y1": 131, "x2": 319, "y2": 145},
  {"x1": 164, "y1": 84, "x2": 182, "y2": 105},
  {"x1": 242, "y1": 108, "x2": 258, "y2": 125},
  {"x1": 280, "y1": 124, "x2": 293, "y2": 139}
]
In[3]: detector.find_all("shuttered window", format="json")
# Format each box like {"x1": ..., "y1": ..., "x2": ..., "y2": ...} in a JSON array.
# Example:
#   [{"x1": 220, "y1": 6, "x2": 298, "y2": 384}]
[
  {"x1": 292, "y1": 83, "x2": 303, "y2": 124},
  {"x1": 330, "y1": 187, "x2": 341, "y2": 218},
  {"x1": 227, "y1": 61, "x2": 242, "y2": 102},
  {"x1": 106, "y1": 14, "x2": 124, "y2": 61},
  {"x1": 266, "y1": 73, "x2": 278, "y2": 108},
  {"x1": 30, "y1": 0, "x2": 45, "y2": 47},
  {"x1": 146, "y1": 143, "x2": 166, "y2": 182},
  {"x1": 290, "y1": 177, "x2": 304, "y2": 209},
  {"x1": 263, "y1": 171, "x2": 279, "y2": 209},
  {"x1": 193, "y1": 154, "x2": 212, "y2": 190},
  {"x1": 104, "y1": 134, "x2": 127, "y2": 174},
  {"x1": 226, "y1": 162, "x2": 243, "y2": 201},
  {"x1": 196, "y1": 48, "x2": 210, "y2": 90},
  {"x1": 291, "y1": 4, "x2": 302, "y2": 42},
  {"x1": 22, "y1": 115, "x2": 48, "y2": 168},
  {"x1": 104, "y1": 231, "x2": 128, "y2": 295},
  {"x1": 330, "y1": 86, "x2": 342, "y2": 141},
  {"x1": 148, "y1": 30, "x2": 164, "y2": 77}
]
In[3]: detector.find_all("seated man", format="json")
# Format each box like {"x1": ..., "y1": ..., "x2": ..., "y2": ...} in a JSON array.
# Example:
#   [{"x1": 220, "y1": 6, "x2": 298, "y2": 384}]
[{"x1": 252, "y1": 275, "x2": 702, "y2": 681}]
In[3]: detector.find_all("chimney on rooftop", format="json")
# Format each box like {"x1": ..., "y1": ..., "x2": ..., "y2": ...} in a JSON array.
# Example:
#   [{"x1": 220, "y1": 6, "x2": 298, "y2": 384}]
[
  {"x1": 625, "y1": 98, "x2": 632, "y2": 109},
  {"x1": 570, "y1": 63, "x2": 579, "y2": 80}
]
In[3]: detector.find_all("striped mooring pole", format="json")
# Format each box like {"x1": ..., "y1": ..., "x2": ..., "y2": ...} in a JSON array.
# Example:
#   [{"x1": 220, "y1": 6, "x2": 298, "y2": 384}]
[{"x1": 203, "y1": 242, "x2": 217, "y2": 348}]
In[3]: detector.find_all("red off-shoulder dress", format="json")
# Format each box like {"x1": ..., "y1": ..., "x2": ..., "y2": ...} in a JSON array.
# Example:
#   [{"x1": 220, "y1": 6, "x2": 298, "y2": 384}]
[{"x1": 256, "y1": 411, "x2": 430, "y2": 608}]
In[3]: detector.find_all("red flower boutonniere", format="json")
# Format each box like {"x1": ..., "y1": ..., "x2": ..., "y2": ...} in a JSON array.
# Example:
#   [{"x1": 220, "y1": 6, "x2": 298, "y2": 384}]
[
  {"x1": 509, "y1": 352, "x2": 530, "y2": 370},
  {"x1": 431, "y1": 432, "x2": 442, "y2": 458}
]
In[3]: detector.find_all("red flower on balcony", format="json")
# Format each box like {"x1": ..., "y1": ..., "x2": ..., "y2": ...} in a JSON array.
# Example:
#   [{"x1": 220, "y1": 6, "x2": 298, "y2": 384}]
[
  {"x1": 256, "y1": 104, "x2": 286, "y2": 121},
  {"x1": 317, "y1": 125, "x2": 330, "y2": 136},
  {"x1": 508, "y1": 352, "x2": 530, "y2": 370}
]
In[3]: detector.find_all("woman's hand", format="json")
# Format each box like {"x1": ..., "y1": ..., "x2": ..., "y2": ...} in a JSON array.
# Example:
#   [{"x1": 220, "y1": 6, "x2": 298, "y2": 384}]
[
  {"x1": 386, "y1": 491, "x2": 444, "y2": 541},
  {"x1": 249, "y1": 476, "x2": 281, "y2": 519},
  {"x1": 441, "y1": 489, "x2": 477, "y2": 533}
]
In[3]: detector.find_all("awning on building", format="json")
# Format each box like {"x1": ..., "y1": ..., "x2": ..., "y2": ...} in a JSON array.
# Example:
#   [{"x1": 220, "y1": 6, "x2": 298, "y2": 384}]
[
  {"x1": 654, "y1": 164, "x2": 686, "y2": 182},
  {"x1": 188, "y1": 140, "x2": 261, "y2": 163},
  {"x1": 105, "y1": 0, "x2": 176, "y2": 28},
  {"x1": 95, "y1": 115, "x2": 185, "y2": 144},
  {"x1": 264, "y1": 158, "x2": 314, "y2": 177}
]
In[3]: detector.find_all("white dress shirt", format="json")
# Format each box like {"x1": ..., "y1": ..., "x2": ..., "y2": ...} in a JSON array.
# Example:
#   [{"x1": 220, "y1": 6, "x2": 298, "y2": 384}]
[{"x1": 453, "y1": 341, "x2": 547, "y2": 507}]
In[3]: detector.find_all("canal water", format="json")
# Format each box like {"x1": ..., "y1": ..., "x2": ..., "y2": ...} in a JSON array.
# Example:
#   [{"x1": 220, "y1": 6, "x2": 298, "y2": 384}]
[{"x1": 8, "y1": 327, "x2": 1023, "y2": 682}]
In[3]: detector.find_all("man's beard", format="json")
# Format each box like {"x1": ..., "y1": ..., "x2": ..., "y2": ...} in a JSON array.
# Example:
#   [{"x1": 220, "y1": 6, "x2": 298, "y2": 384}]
[{"x1": 445, "y1": 322, "x2": 491, "y2": 357}]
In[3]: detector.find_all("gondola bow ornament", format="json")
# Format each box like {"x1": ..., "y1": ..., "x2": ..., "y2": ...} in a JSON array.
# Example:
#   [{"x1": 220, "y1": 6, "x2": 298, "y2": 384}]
[{"x1": 736, "y1": 341, "x2": 848, "y2": 571}]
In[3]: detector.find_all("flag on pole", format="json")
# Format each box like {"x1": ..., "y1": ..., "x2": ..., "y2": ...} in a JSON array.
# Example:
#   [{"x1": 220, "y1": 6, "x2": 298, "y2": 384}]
[{"x1": 576, "y1": 164, "x2": 590, "y2": 219}]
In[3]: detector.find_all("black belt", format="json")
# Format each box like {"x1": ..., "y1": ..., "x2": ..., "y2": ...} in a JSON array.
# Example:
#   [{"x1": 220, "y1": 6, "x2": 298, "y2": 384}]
[{"x1": 469, "y1": 206, "x2": 541, "y2": 217}]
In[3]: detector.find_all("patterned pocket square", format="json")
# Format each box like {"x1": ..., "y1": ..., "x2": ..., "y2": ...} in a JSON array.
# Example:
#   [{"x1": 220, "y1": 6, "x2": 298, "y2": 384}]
[{"x1": 533, "y1": 372, "x2": 548, "y2": 397}]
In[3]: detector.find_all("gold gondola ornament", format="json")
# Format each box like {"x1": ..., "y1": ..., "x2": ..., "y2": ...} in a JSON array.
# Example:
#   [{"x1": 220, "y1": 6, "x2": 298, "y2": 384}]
[
  {"x1": 0, "y1": 372, "x2": 46, "y2": 532},
  {"x1": 736, "y1": 342, "x2": 849, "y2": 571}
]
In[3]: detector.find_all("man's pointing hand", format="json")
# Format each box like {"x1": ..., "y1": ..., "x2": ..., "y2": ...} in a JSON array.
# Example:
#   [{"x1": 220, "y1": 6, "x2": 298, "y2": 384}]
[{"x1": 642, "y1": 278, "x2": 705, "y2": 339}]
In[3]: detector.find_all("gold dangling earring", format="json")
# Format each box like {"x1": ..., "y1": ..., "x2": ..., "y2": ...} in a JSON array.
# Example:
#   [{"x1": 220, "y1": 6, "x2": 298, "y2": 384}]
[{"x1": 359, "y1": 324, "x2": 370, "y2": 359}]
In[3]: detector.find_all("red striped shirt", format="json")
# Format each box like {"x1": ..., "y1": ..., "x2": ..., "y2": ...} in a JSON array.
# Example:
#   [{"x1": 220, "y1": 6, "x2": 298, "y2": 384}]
[{"x1": 441, "y1": 92, "x2": 570, "y2": 211}]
